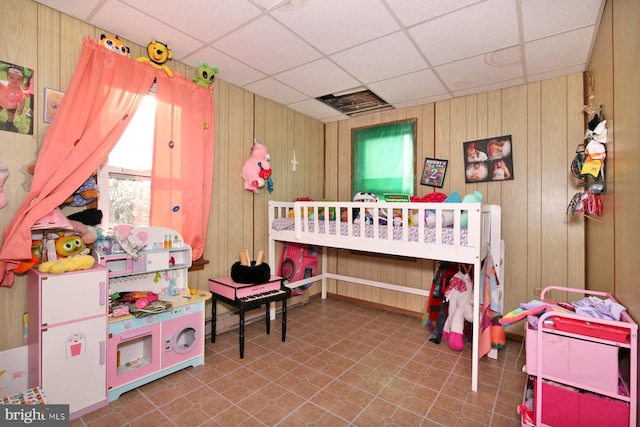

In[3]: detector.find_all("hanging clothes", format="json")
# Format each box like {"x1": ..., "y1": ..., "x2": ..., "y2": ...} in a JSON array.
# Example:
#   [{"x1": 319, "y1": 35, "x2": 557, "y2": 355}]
[{"x1": 479, "y1": 254, "x2": 501, "y2": 359}]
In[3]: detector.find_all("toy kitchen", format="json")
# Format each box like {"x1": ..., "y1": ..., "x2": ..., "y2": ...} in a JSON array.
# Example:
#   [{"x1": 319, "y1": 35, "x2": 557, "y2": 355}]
[{"x1": 27, "y1": 226, "x2": 210, "y2": 419}]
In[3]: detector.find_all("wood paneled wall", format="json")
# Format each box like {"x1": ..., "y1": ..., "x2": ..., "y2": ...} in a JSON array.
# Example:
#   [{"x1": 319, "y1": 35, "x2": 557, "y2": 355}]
[
  {"x1": 606, "y1": 0, "x2": 640, "y2": 322},
  {"x1": 0, "y1": 0, "x2": 325, "y2": 350},
  {"x1": 325, "y1": 76, "x2": 586, "y2": 333},
  {"x1": 7, "y1": 0, "x2": 636, "y2": 351}
]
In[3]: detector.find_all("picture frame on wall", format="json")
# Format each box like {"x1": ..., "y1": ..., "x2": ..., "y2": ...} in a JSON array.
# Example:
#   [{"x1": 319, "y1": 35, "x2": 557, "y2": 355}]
[
  {"x1": 420, "y1": 158, "x2": 448, "y2": 188},
  {"x1": 0, "y1": 60, "x2": 34, "y2": 135},
  {"x1": 463, "y1": 135, "x2": 514, "y2": 183},
  {"x1": 43, "y1": 87, "x2": 64, "y2": 124}
]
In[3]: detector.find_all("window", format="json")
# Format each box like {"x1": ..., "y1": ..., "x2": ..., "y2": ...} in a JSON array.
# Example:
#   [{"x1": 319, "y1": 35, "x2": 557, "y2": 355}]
[
  {"x1": 97, "y1": 95, "x2": 156, "y2": 228},
  {"x1": 351, "y1": 119, "x2": 416, "y2": 198}
]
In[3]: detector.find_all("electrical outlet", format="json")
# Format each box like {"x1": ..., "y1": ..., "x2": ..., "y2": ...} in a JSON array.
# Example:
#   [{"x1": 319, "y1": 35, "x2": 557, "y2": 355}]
[{"x1": 533, "y1": 287, "x2": 542, "y2": 297}]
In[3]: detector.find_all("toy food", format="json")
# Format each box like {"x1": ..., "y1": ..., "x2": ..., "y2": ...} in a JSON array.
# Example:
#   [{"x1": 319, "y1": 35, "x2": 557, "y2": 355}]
[{"x1": 137, "y1": 40, "x2": 174, "y2": 77}]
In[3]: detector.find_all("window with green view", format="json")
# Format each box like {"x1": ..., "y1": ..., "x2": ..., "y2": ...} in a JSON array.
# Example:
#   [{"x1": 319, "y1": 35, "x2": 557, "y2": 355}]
[{"x1": 351, "y1": 119, "x2": 416, "y2": 199}]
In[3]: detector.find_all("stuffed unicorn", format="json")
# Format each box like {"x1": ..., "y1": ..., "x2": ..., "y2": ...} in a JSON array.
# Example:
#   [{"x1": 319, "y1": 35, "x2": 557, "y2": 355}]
[{"x1": 442, "y1": 268, "x2": 474, "y2": 351}]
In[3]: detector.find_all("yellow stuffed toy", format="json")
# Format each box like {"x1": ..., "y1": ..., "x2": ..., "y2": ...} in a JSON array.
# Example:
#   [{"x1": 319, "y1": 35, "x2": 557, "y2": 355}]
[
  {"x1": 38, "y1": 254, "x2": 95, "y2": 274},
  {"x1": 38, "y1": 234, "x2": 95, "y2": 274},
  {"x1": 137, "y1": 40, "x2": 173, "y2": 77}
]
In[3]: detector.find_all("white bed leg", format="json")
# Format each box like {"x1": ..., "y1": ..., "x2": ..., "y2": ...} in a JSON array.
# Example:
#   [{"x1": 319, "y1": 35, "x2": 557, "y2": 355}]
[
  {"x1": 471, "y1": 260, "x2": 481, "y2": 392},
  {"x1": 321, "y1": 247, "x2": 327, "y2": 299}
]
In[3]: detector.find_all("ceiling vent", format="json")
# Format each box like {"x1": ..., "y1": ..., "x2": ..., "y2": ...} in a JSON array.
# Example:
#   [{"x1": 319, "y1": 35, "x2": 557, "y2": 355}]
[{"x1": 316, "y1": 88, "x2": 393, "y2": 117}]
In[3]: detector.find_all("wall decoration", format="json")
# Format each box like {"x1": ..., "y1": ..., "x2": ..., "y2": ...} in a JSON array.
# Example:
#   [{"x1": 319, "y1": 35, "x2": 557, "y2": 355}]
[
  {"x1": 0, "y1": 60, "x2": 34, "y2": 135},
  {"x1": 420, "y1": 158, "x2": 448, "y2": 188},
  {"x1": 43, "y1": 87, "x2": 64, "y2": 124},
  {"x1": 463, "y1": 135, "x2": 514, "y2": 183}
]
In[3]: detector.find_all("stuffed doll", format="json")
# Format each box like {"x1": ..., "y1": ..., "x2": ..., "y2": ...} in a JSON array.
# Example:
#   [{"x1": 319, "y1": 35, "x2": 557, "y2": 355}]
[
  {"x1": 38, "y1": 254, "x2": 95, "y2": 274},
  {"x1": 241, "y1": 138, "x2": 273, "y2": 194},
  {"x1": 193, "y1": 63, "x2": 218, "y2": 88},
  {"x1": 460, "y1": 190, "x2": 483, "y2": 228},
  {"x1": 63, "y1": 176, "x2": 99, "y2": 207},
  {"x1": 68, "y1": 220, "x2": 97, "y2": 245},
  {"x1": 99, "y1": 34, "x2": 130, "y2": 57},
  {"x1": 137, "y1": 40, "x2": 174, "y2": 77},
  {"x1": 442, "y1": 268, "x2": 474, "y2": 351}
]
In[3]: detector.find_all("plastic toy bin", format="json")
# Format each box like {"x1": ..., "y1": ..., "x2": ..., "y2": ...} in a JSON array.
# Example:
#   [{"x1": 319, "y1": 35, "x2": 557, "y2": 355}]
[
  {"x1": 525, "y1": 325, "x2": 620, "y2": 394},
  {"x1": 533, "y1": 378, "x2": 629, "y2": 427}
]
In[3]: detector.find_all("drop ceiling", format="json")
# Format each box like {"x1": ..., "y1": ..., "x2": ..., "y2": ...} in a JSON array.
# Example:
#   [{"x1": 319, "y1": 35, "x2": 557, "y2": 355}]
[{"x1": 34, "y1": 0, "x2": 605, "y2": 123}]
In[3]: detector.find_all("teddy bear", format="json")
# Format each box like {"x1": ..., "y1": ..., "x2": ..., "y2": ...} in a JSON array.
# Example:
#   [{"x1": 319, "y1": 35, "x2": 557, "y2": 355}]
[
  {"x1": 241, "y1": 138, "x2": 273, "y2": 194},
  {"x1": 137, "y1": 40, "x2": 174, "y2": 77}
]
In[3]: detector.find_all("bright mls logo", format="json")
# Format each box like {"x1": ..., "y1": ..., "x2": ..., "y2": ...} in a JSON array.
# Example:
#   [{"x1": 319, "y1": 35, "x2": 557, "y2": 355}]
[{"x1": 1, "y1": 405, "x2": 68, "y2": 426}]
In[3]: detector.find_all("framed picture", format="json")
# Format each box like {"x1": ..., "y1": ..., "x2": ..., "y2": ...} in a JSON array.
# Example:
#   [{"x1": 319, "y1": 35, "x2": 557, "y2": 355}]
[
  {"x1": 463, "y1": 135, "x2": 514, "y2": 183},
  {"x1": 420, "y1": 158, "x2": 448, "y2": 188},
  {"x1": 0, "y1": 60, "x2": 34, "y2": 135},
  {"x1": 43, "y1": 87, "x2": 64, "y2": 124}
]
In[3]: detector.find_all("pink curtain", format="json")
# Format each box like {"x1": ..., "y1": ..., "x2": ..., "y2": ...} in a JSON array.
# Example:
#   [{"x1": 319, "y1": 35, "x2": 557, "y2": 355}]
[
  {"x1": 0, "y1": 36, "x2": 215, "y2": 286},
  {"x1": 151, "y1": 72, "x2": 214, "y2": 260}
]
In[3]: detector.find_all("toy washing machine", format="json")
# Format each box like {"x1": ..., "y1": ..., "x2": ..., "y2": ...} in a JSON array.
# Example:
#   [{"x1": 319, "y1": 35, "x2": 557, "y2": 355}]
[{"x1": 161, "y1": 304, "x2": 203, "y2": 369}]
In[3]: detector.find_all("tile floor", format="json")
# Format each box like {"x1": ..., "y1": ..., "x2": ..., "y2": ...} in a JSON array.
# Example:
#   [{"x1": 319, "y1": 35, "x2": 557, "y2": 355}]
[{"x1": 73, "y1": 297, "x2": 527, "y2": 426}]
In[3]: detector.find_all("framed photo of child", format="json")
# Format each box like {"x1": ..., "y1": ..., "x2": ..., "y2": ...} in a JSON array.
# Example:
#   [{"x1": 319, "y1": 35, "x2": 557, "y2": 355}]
[
  {"x1": 463, "y1": 135, "x2": 514, "y2": 183},
  {"x1": 420, "y1": 158, "x2": 448, "y2": 188},
  {"x1": 0, "y1": 60, "x2": 34, "y2": 135},
  {"x1": 44, "y1": 87, "x2": 64, "y2": 124}
]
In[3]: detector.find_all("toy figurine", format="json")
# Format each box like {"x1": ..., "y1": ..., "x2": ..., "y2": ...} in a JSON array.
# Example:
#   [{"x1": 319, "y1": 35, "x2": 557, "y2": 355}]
[
  {"x1": 137, "y1": 40, "x2": 174, "y2": 77},
  {"x1": 193, "y1": 63, "x2": 218, "y2": 88}
]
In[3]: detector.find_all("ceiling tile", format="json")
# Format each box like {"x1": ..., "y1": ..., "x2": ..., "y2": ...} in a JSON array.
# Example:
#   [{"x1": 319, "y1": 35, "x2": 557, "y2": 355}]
[
  {"x1": 394, "y1": 93, "x2": 452, "y2": 109},
  {"x1": 521, "y1": 0, "x2": 604, "y2": 41},
  {"x1": 182, "y1": 47, "x2": 266, "y2": 87},
  {"x1": 452, "y1": 77, "x2": 525, "y2": 98},
  {"x1": 214, "y1": 15, "x2": 320, "y2": 75},
  {"x1": 330, "y1": 32, "x2": 428, "y2": 84},
  {"x1": 272, "y1": 0, "x2": 399, "y2": 54},
  {"x1": 244, "y1": 78, "x2": 308, "y2": 105},
  {"x1": 252, "y1": 0, "x2": 288, "y2": 10},
  {"x1": 34, "y1": 0, "x2": 101, "y2": 21},
  {"x1": 90, "y1": 2, "x2": 202, "y2": 60},
  {"x1": 436, "y1": 51, "x2": 523, "y2": 92},
  {"x1": 526, "y1": 64, "x2": 586, "y2": 85},
  {"x1": 287, "y1": 98, "x2": 349, "y2": 122},
  {"x1": 385, "y1": 0, "x2": 481, "y2": 27},
  {"x1": 121, "y1": 0, "x2": 262, "y2": 43},
  {"x1": 409, "y1": 0, "x2": 519, "y2": 66},
  {"x1": 275, "y1": 58, "x2": 360, "y2": 98},
  {"x1": 368, "y1": 69, "x2": 447, "y2": 104},
  {"x1": 525, "y1": 27, "x2": 593, "y2": 75},
  {"x1": 36, "y1": 0, "x2": 606, "y2": 122}
]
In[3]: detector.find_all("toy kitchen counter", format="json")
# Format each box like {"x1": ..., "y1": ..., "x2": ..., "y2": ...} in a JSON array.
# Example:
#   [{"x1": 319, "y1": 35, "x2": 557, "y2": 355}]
[{"x1": 107, "y1": 290, "x2": 211, "y2": 402}]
